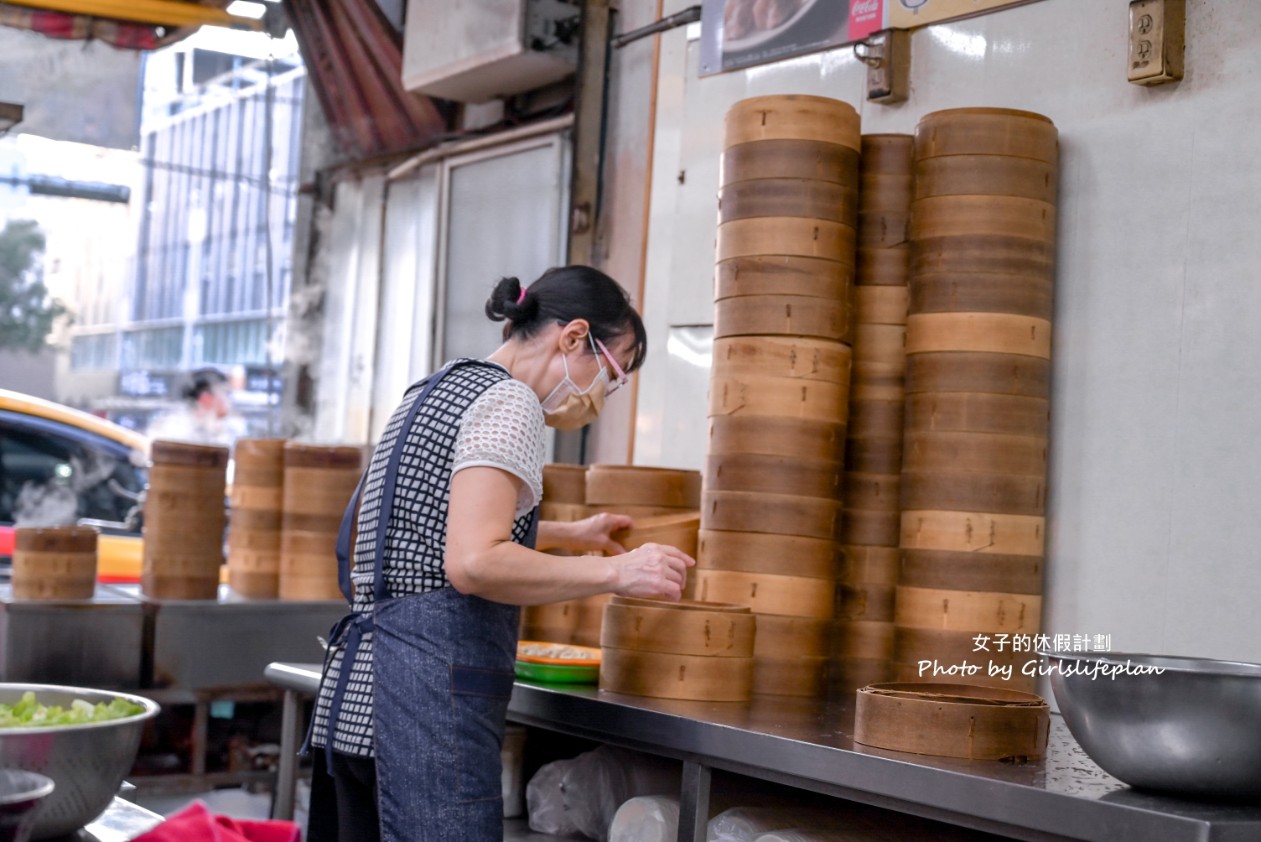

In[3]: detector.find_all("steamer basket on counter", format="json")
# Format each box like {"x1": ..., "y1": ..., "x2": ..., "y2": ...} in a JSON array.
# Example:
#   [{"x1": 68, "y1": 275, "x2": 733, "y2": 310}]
[
  {"x1": 278, "y1": 444, "x2": 362, "y2": 601},
  {"x1": 142, "y1": 440, "x2": 229, "y2": 600},
  {"x1": 227, "y1": 438, "x2": 287, "y2": 599},
  {"x1": 11, "y1": 527, "x2": 98, "y2": 601}
]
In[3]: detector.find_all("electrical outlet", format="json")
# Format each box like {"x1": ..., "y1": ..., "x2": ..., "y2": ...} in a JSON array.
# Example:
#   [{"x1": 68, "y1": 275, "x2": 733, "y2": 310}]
[
  {"x1": 1128, "y1": 0, "x2": 1185, "y2": 85},
  {"x1": 855, "y1": 29, "x2": 910, "y2": 104}
]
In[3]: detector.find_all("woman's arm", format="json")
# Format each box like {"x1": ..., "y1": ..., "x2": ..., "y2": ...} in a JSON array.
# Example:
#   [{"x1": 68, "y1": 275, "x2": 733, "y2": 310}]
[
  {"x1": 535, "y1": 512, "x2": 633, "y2": 554},
  {"x1": 445, "y1": 466, "x2": 692, "y2": 605}
]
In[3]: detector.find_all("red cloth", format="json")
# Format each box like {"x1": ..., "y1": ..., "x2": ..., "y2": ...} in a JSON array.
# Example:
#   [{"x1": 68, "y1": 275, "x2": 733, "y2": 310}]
[{"x1": 133, "y1": 801, "x2": 301, "y2": 842}]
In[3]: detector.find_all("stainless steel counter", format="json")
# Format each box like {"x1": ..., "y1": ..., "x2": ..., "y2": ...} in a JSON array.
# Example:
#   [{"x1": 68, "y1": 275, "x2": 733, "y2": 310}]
[{"x1": 264, "y1": 663, "x2": 1261, "y2": 842}]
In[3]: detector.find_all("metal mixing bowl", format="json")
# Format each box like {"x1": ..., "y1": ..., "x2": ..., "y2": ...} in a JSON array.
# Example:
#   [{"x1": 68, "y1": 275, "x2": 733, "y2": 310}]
[
  {"x1": 1042, "y1": 651, "x2": 1261, "y2": 801},
  {"x1": 0, "y1": 770, "x2": 55, "y2": 842},
  {"x1": 0, "y1": 684, "x2": 159, "y2": 839}
]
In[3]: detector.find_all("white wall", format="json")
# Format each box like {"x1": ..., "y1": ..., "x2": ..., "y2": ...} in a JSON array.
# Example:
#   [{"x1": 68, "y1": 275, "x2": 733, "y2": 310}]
[{"x1": 634, "y1": 0, "x2": 1261, "y2": 663}]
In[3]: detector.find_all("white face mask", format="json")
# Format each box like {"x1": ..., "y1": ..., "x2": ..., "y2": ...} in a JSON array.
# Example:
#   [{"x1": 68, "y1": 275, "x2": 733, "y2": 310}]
[{"x1": 540, "y1": 337, "x2": 609, "y2": 431}]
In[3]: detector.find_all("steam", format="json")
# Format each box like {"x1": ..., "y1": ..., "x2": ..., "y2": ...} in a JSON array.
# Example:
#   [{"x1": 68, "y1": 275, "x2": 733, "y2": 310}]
[{"x1": 13, "y1": 451, "x2": 118, "y2": 528}]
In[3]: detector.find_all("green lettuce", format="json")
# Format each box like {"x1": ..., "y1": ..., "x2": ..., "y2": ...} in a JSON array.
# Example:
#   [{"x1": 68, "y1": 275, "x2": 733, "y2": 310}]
[{"x1": 0, "y1": 691, "x2": 145, "y2": 728}]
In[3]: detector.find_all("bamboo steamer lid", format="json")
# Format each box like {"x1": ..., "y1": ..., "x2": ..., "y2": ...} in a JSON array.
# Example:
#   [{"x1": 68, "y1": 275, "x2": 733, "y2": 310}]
[
  {"x1": 856, "y1": 247, "x2": 911, "y2": 286},
  {"x1": 716, "y1": 218, "x2": 856, "y2": 263},
  {"x1": 895, "y1": 626, "x2": 1040, "y2": 679},
  {"x1": 708, "y1": 416, "x2": 845, "y2": 461},
  {"x1": 708, "y1": 374, "x2": 850, "y2": 425},
  {"x1": 721, "y1": 139, "x2": 860, "y2": 186},
  {"x1": 914, "y1": 107, "x2": 1058, "y2": 162},
  {"x1": 842, "y1": 472, "x2": 900, "y2": 512},
  {"x1": 543, "y1": 463, "x2": 588, "y2": 504},
  {"x1": 895, "y1": 586, "x2": 1042, "y2": 633},
  {"x1": 860, "y1": 133, "x2": 913, "y2": 173},
  {"x1": 854, "y1": 683, "x2": 1050, "y2": 759},
  {"x1": 855, "y1": 286, "x2": 908, "y2": 326},
  {"x1": 911, "y1": 196, "x2": 1055, "y2": 242},
  {"x1": 911, "y1": 235, "x2": 1054, "y2": 277},
  {"x1": 703, "y1": 490, "x2": 843, "y2": 541},
  {"x1": 900, "y1": 473, "x2": 1046, "y2": 517},
  {"x1": 612, "y1": 513, "x2": 700, "y2": 556},
  {"x1": 283, "y1": 442, "x2": 363, "y2": 470},
  {"x1": 900, "y1": 548, "x2": 1043, "y2": 594},
  {"x1": 600, "y1": 596, "x2": 754, "y2": 657},
  {"x1": 835, "y1": 619, "x2": 895, "y2": 660},
  {"x1": 905, "y1": 313, "x2": 1051, "y2": 359},
  {"x1": 231, "y1": 438, "x2": 286, "y2": 495},
  {"x1": 845, "y1": 398, "x2": 903, "y2": 439},
  {"x1": 752, "y1": 655, "x2": 829, "y2": 697},
  {"x1": 599, "y1": 647, "x2": 753, "y2": 701},
  {"x1": 696, "y1": 529, "x2": 841, "y2": 580},
  {"x1": 724, "y1": 94, "x2": 861, "y2": 151},
  {"x1": 694, "y1": 569, "x2": 834, "y2": 618},
  {"x1": 857, "y1": 211, "x2": 911, "y2": 248},
  {"x1": 900, "y1": 509, "x2": 1045, "y2": 556},
  {"x1": 839, "y1": 582, "x2": 896, "y2": 622},
  {"x1": 705, "y1": 453, "x2": 843, "y2": 501},
  {"x1": 905, "y1": 392, "x2": 1049, "y2": 437},
  {"x1": 712, "y1": 336, "x2": 852, "y2": 384},
  {"x1": 151, "y1": 439, "x2": 230, "y2": 468},
  {"x1": 905, "y1": 352, "x2": 1050, "y2": 397},
  {"x1": 718, "y1": 179, "x2": 857, "y2": 226},
  {"x1": 903, "y1": 431, "x2": 1047, "y2": 475},
  {"x1": 842, "y1": 545, "x2": 899, "y2": 585},
  {"x1": 714, "y1": 294, "x2": 854, "y2": 343},
  {"x1": 859, "y1": 175, "x2": 914, "y2": 211},
  {"x1": 844, "y1": 435, "x2": 903, "y2": 475},
  {"x1": 12, "y1": 526, "x2": 98, "y2": 601},
  {"x1": 915, "y1": 155, "x2": 1057, "y2": 204},
  {"x1": 715, "y1": 256, "x2": 853, "y2": 301},
  {"x1": 850, "y1": 323, "x2": 905, "y2": 366},
  {"x1": 910, "y1": 272, "x2": 1053, "y2": 320},
  {"x1": 841, "y1": 509, "x2": 901, "y2": 547},
  {"x1": 586, "y1": 465, "x2": 701, "y2": 508},
  {"x1": 753, "y1": 613, "x2": 832, "y2": 657}
]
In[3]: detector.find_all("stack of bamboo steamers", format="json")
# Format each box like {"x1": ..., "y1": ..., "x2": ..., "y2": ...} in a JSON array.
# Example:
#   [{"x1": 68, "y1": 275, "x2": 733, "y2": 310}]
[{"x1": 699, "y1": 95, "x2": 859, "y2": 697}]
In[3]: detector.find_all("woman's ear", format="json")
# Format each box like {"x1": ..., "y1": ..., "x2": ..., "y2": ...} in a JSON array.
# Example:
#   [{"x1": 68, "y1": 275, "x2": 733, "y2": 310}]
[{"x1": 558, "y1": 319, "x2": 590, "y2": 352}]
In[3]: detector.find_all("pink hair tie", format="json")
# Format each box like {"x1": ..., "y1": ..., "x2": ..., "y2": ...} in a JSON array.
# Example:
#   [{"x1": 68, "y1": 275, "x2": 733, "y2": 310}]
[{"x1": 516, "y1": 287, "x2": 528, "y2": 304}]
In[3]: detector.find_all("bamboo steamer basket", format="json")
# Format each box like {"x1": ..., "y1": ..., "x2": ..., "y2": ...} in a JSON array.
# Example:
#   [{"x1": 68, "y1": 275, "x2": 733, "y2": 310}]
[
  {"x1": 708, "y1": 374, "x2": 850, "y2": 424},
  {"x1": 911, "y1": 196, "x2": 1055, "y2": 242},
  {"x1": 844, "y1": 435, "x2": 904, "y2": 475},
  {"x1": 857, "y1": 211, "x2": 911, "y2": 248},
  {"x1": 835, "y1": 619, "x2": 895, "y2": 661},
  {"x1": 903, "y1": 431, "x2": 1047, "y2": 475},
  {"x1": 904, "y1": 393, "x2": 1049, "y2": 437},
  {"x1": 279, "y1": 444, "x2": 362, "y2": 601},
  {"x1": 705, "y1": 453, "x2": 843, "y2": 501},
  {"x1": 600, "y1": 648, "x2": 753, "y2": 701},
  {"x1": 712, "y1": 336, "x2": 852, "y2": 383},
  {"x1": 911, "y1": 235, "x2": 1055, "y2": 277},
  {"x1": 585, "y1": 465, "x2": 700, "y2": 509},
  {"x1": 715, "y1": 256, "x2": 853, "y2": 301},
  {"x1": 856, "y1": 247, "x2": 911, "y2": 286},
  {"x1": 838, "y1": 582, "x2": 895, "y2": 622},
  {"x1": 904, "y1": 313, "x2": 1052, "y2": 359},
  {"x1": 600, "y1": 596, "x2": 754, "y2": 657},
  {"x1": 859, "y1": 176, "x2": 914, "y2": 211},
  {"x1": 860, "y1": 133, "x2": 913, "y2": 173},
  {"x1": 721, "y1": 139, "x2": 860, "y2": 187},
  {"x1": 854, "y1": 683, "x2": 1049, "y2": 759},
  {"x1": 694, "y1": 569, "x2": 834, "y2": 619},
  {"x1": 914, "y1": 107, "x2": 1058, "y2": 163},
  {"x1": 899, "y1": 548, "x2": 1043, "y2": 594},
  {"x1": 696, "y1": 529, "x2": 841, "y2": 580},
  {"x1": 855, "y1": 286, "x2": 908, "y2": 326},
  {"x1": 612, "y1": 513, "x2": 700, "y2": 556},
  {"x1": 900, "y1": 510, "x2": 1046, "y2": 556},
  {"x1": 573, "y1": 593, "x2": 611, "y2": 648},
  {"x1": 910, "y1": 272, "x2": 1053, "y2": 320},
  {"x1": 724, "y1": 94, "x2": 861, "y2": 151},
  {"x1": 716, "y1": 218, "x2": 856, "y2": 264},
  {"x1": 841, "y1": 545, "x2": 899, "y2": 586},
  {"x1": 846, "y1": 400, "x2": 903, "y2": 440},
  {"x1": 900, "y1": 472, "x2": 1046, "y2": 516},
  {"x1": 904, "y1": 352, "x2": 1050, "y2": 397},
  {"x1": 542, "y1": 463, "x2": 588, "y2": 504},
  {"x1": 714, "y1": 295, "x2": 853, "y2": 343},
  {"x1": 228, "y1": 438, "x2": 286, "y2": 598},
  {"x1": 12, "y1": 526, "x2": 98, "y2": 600},
  {"x1": 895, "y1": 586, "x2": 1042, "y2": 633},
  {"x1": 850, "y1": 324, "x2": 905, "y2": 367},
  {"x1": 708, "y1": 416, "x2": 845, "y2": 461},
  {"x1": 718, "y1": 179, "x2": 857, "y2": 226},
  {"x1": 143, "y1": 440, "x2": 229, "y2": 600},
  {"x1": 521, "y1": 600, "x2": 580, "y2": 644},
  {"x1": 752, "y1": 655, "x2": 829, "y2": 697},
  {"x1": 703, "y1": 490, "x2": 843, "y2": 541},
  {"x1": 915, "y1": 155, "x2": 1057, "y2": 204},
  {"x1": 753, "y1": 613, "x2": 832, "y2": 658},
  {"x1": 841, "y1": 509, "x2": 901, "y2": 547},
  {"x1": 842, "y1": 472, "x2": 900, "y2": 511}
]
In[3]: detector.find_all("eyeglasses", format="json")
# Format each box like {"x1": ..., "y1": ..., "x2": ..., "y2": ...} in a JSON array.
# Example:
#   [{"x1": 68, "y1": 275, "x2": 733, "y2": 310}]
[{"x1": 593, "y1": 337, "x2": 629, "y2": 395}]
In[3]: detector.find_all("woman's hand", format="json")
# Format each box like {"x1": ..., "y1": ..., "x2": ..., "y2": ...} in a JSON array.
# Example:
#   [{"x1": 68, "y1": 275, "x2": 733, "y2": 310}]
[
  {"x1": 608, "y1": 542, "x2": 695, "y2": 601},
  {"x1": 568, "y1": 512, "x2": 632, "y2": 554}
]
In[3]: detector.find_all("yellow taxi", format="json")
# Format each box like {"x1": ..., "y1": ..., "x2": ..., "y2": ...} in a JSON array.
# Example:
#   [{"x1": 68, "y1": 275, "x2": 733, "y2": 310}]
[{"x1": 0, "y1": 389, "x2": 149, "y2": 583}]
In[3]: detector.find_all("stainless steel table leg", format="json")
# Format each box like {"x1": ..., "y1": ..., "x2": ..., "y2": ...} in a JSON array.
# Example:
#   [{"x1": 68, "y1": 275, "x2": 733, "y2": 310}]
[
  {"x1": 678, "y1": 760, "x2": 711, "y2": 842},
  {"x1": 272, "y1": 688, "x2": 303, "y2": 821}
]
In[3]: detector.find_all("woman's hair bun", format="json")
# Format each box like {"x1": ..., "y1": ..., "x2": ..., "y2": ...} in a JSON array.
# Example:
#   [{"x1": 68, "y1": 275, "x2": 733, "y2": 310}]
[{"x1": 484, "y1": 276, "x2": 539, "y2": 324}]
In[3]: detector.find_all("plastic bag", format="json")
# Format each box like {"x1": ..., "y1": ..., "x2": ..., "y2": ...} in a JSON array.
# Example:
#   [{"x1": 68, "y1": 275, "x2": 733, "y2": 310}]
[
  {"x1": 707, "y1": 807, "x2": 803, "y2": 842},
  {"x1": 526, "y1": 758, "x2": 582, "y2": 837},
  {"x1": 526, "y1": 745, "x2": 680, "y2": 840},
  {"x1": 608, "y1": 795, "x2": 680, "y2": 842}
]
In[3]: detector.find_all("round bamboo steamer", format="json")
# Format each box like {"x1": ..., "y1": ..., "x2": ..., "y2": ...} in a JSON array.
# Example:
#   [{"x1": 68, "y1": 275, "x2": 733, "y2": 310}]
[
  {"x1": 696, "y1": 529, "x2": 841, "y2": 580},
  {"x1": 900, "y1": 509, "x2": 1045, "y2": 556},
  {"x1": 914, "y1": 107, "x2": 1058, "y2": 162},
  {"x1": 573, "y1": 593, "x2": 611, "y2": 648},
  {"x1": 712, "y1": 336, "x2": 852, "y2": 384},
  {"x1": 860, "y1": 134, "x2": 913, "y2": 173},
  {"x1": 145, "y1": 441, "x2": 229, "y2": 600},
  {"x1": 599, "y1": 647, "x2": 753, "y2": 701},
  {"x1": 854, "y1": 682, "x2": 1050, "y2": 760},
  {"x1": 841, "y1": 509, "x2": 901, "y2": 547},
  {"x1": 842, "y1": 545, "x2": 899, "y2": 586},
  {"x1": 718, "y1": 179, "x2": 857, "y2": 226},
  {"x1": 905, "y1": 392, "x2": 1049, "y2": 437},
  {"x1": 228, "y1": 438, "x2": 286, "y2": 599},
  {"x1": 895, "y1": 626, "x2": 1040, "y2": 680},
  {"x1": 585, "y1": 465, "x2": 700, "y2": 509},
  {"x1": 905, "y1": 352, "x2": 1050, "y2": 397},
  {"x1": 694, "y1": 569, "x2": 834, "y2": 619},
  {"x1": 844, "y1": 436, "x2": 904, "y2": 475},
  {"x1": 859, "y1": 176, "x2": 914, "y2": 211},
  {"x1": 754, "y1": 613, "x2": 832, "y2": 657},
  {"x1": 842, "y1": 472, "x2": 900, "y2": 511},
  {"x1": 845, "y1": 398, "x2": 903, "y2": 439},
  {"x1": 835, "y1": 619, "x2": 895, "y2": 660},
  {"x1": 905, "y1": 313, "x2": 1051, "y2": 359},
  {"x1": 708, "y1": 374, "x2": 849, "y2": 425},
  {"x1": 910, "y1": 272, "x2": 1053, "y2": 320},
  {"x1": 278, "y1": 529, "x2": 342, "y2": 601},
  {"x1": 903, "y1": 431, "x2": 1047, "y2": 475},
  {"x1": 703, "y1": 490, "x2": 843, "y2": 541},
  {"x1": 900, "y1": 472, "x2": 1046, "y2": 517},
  {"x1": 716, "y1": 218, "x2": 856, "y2": 263},
  {"x1": 12, "y1": 526, "x2": 98, "y2": 600},
  {"x1": 715, "y1": 255, "x2": 853, "y2": 301},
  {"x1": 848, "y1": 381, "x2": 904, "y2": 404},
  {"x1": 150, "y1": 439, "x2": 231, "y2": 468},
  {"x1": 855, "y1": 286, "x2": 908, "y2": 326},
  {"x1": 752, "y1": 655, "x2": 828, "y2": 697},
  {"x1": 542, "y1": 463, "x2": 588, "y2": 504},
  {"x1": 231, "y1": 438, "x2": 285, "y2": 502},
  {"x1": 721, "y1": 139, "x2": 860, "y2": 187},
  {"x1": 910, "y1": 235, "x2": 1055, "y2": 277},
  {"x1": 850, "y1": 324, "x2": 905, "y2": 366},
  {"x1": 912, "y1": 196, "x2": 1055, "y2": 243},
  {"x1": 539, "y1": 501, "x2": 588, "y2": 523},
  {"x1": 915, "y1": 155, "x2": 1057, "y2": 204},
  {"x1": 521, "y1": 600, "x2": 580, "y2": 643},
  {"x1": 895, "y1": 586, "x2": 1041, "y2": 633},
  {"x1": 724, "y1": 94, "x2": 861, "y2": 151},
  {"x1": 705, "y1": 453, "x2": 843, "y2": 500},
  {"x1": 708, "y1": 416, "x2": 845, "y2": 461},
  {"x1": 612, "y1": 512, "x2": 700, "y2": 556},
  {"x1": 839, "y1": 582, "x2": 896, "y2": 621},
  {"x1": 856, "y1": 247, "x2": 911, "y2": 286},
  {"x1": 714, "y1": 294, "x2": 853, "y2": 343},
  {"x1": 279, "y1": 444, "x2": 361, "y2": 601},
  {"x1": 600, "y1": 596, "x2": 754, "y2": 657},
  {"x1": 900, "y1": 548, "x2": 1043, "y2": 594},
  {"x1": 857, "y1": 211, "x2": 911, "y2": 248}
]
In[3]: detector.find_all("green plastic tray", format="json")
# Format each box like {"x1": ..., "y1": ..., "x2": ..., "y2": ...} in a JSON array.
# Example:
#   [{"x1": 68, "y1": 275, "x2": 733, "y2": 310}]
[{"x1": 514, "y1": 659, "x2": 599, "y2": 684}]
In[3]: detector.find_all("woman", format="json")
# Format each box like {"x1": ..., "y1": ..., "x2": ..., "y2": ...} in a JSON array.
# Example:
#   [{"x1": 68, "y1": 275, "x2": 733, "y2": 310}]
[{"x1": 307, "y1": 266, "x2": 693, "y2": 842}]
